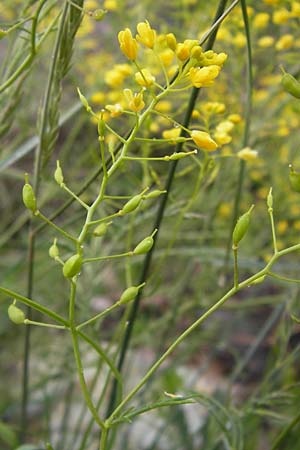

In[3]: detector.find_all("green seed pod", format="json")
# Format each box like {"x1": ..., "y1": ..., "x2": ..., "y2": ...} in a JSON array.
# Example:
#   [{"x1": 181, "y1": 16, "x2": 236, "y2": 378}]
[
  {"x1": 8, "y1": 302, "x2": 25, "y2": 324},
  {"x1": 22, "y1": 174, "x2": 37, "y2": 212},
  {"x1": 98, "y1": 115, "x2": 106, "y2": 140},
  {"x1": 0, "y1": 29, "x2": 8, "y2": 40},
  {"x1": 63, "y1": 254, "x2": 82, "y2": 278},
  {"x1": 267, "y1": 187, "x2": 273, "y2": 209},
  {"x1": 144, "y1": 190, "x2": 166, "y2": 199},
  {"x1": 119, "y1": 194, "x2": 142, "y2": 215},
  {"x1": 281, "y1": 72, "x2": 300, "y2": 99},
  {"x1": 118, "y1": 283, "x2": 145, "y2": 305},
  {"x1": 289, "y1": 164, "x2": 300, "y2": 192},
  {"x1": 49, "y1": 238, "x2": 59, "y2": 259},
  {"x1": 92, "y1": 8, "x2": 107, "y2": 21},
  {"x1": 93, "y1": 222, "x2": 110, "y2": 237},
  {"x1": 77, "y1": 87, "x2": 91, "y2": 112},
  {"x1": 54, "y1": 160, "x2": 64, "y2": 185},
  {"x1": 133, "y1": 236, "x2": 154, "y2": 255},
  {"x1": 232, "y1": 205, "x2": 254, "y2": 247}
]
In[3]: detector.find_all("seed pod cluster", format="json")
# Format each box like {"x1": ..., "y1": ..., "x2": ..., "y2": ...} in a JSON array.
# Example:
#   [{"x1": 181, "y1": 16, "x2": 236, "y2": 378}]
[
  {"x1": 63, "y1": 254, "x2": 82, "y2": 278},
  {"x1": 232, "y1": 205, "x2": 254, "y2": 247}
]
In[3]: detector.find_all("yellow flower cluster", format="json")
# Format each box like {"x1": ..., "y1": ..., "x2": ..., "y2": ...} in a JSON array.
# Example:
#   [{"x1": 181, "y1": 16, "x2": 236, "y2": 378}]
[{"x1": 118, "y1": 21, "x2": 157, "y2": 60}]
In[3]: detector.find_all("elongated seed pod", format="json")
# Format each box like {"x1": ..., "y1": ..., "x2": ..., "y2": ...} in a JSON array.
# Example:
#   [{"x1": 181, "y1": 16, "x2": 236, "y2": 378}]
[
  {"x1": 63, "y1": 254, "x2": 82, "y2": 278},
  {"x1": 93, "y1": 222, "x2": 110, "y2": 237},
  {"x1": 144, "y1": 190, "x2": 166, "y2": 199},
  {"x1": 118, "y1": 283, "x2": 145, "y2": 305},
  {"x1": 133, "y1": 236, "x2": 154, "y2": 255},
  {"x1": 232, "y1": 205, "x2": 254, "y2": 247},
  {"x1": 120, "y1": 194, "x2": 142, "y2": 215},
  {"x1": 54, "y1": 160, "x2": 64, "y2": 185},
  {"x1": 8, "y1": 303, "x2": 25, "y2": 324},
  {"x1": 49, "y1": 239, "x2": 59, "y2": 259},
  {"x1": 22, "y1": 175, "x2": 37, "y2": 212},
  {"x1": 281, "y1": 72, "x2": 300, "y2": 99}
]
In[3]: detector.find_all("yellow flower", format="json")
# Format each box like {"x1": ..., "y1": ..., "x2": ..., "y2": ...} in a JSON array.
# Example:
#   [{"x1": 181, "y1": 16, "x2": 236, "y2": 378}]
[
  {"x1": 228, "y1": 113, "x2": 242, "y2": 123},
  {"x1": 105, "y1": 104, "x2": 124, "y2": 117},
  {"x1": 158, "y1": 49, "x2": 174, "y2": 67},
  {"x1": 191, "y1": 130, "x2": 218, "y2": 151},
  {"x1": 291, "y1": 1, "x2": 300, "y2": 17},
  {"x1": 189, "y1": 65, "x2": 221, "y2": 88},
  {"x1": 276, "y1": 34, "x2": 294, "y2": 51},
  {"x1": 135, "y1": 69, "x2": 155, "y2": 87},
  {"x1": 118, "y1": 28, "x2": 138, "y2": 60},
  {"x1": 176, "y1": 43, "x2": 190, "y2": 61},
  {"x1": 162, "y1": 128, "x2": 181, "y2": 143},
  {"x1": 123, "y1": 89, "x2": 145, "y2": 112},
  {"x1": 105, "y1": 69, "x2": 125, "y2": 87},
  {"x1": 104, "y1": 0, "x2": 117, "y2": 10},
  {"x1": 214, "y1": 132, "x2": 232, "y2": 145},
  {"x1": 237, "y1": 147, "x2": 258, "y2": 161},
  {"x1": 136, "y1": 20, "x2": 156, "y2": 49},
  {"x1": 166, "y1": 33, "x2": 177, "y2": 51},
  {"x1": 253, "y1": 12, "x2": 269, "y2": 29},
  {"x1": 258, "y1": 36, "x2": 275, "y2": 48},
  {"x1": 201, "y1": 102, "x2": 226, "y2": 115},
  {"x1": 216, "y1": 120, "x2": 234, "y2": 134},
  {"x1": 155, "y1": 101, "x2": 172, "y2": 112},
  {"x1": 273, "y1": 9, "x2": 290, "y2": 24},
  {"x1": 233, "y1": 32, "x2": 246, "y2": 48},
  {"x1": 91, "y1": 92, "x2": 105, "y2": 105},
  {"x1": 277, "y1": 220, "x2": 288, "y2": 234}
]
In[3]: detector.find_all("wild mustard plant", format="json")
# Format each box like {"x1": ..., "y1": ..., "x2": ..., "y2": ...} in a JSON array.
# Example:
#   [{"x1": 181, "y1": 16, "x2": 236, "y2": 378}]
[{"x1": 3, "y1": 2, "x2": 300, "y2": 449}]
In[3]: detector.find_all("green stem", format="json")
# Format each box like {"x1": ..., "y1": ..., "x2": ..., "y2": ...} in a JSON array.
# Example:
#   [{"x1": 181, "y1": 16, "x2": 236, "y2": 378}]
[
  {"x1": 62, "y1": 183, "x2": 90, "y2": 210},
  {"x1": 0, "y1": 0, "x2": 48, "y2": 94},
  {"x1": 76, "y1": 302, "x2": 121, "y2": 330},
  {"x1": 267, "y1": 272, "x2": 300, "y2": 284},
  {"x1": 269, "y1": 207, "x2": 278, "y2": 253},
  {"x1": 99, "y1": 427, "x2": 109, "y2": 450},
  {"x1": 271, "y1": 410, "x2": 300, "y2": 450},
  {"x1": 83, "y1": 251, "x2": 133, "y2": 264},
  {"x1": 24, "y1": 319, "x2": 68, "y2": 330},
  {"x1": 0, "y1": 286, "x2": 69, "y2": 326},
  {"x1": 233, "y1": 246, "x2": 239, "y2": 288},
  {"x1": 69, "y1": 281, "x2": 105, "y2": 431},
  {"x1": 35, "y1": 211, "x2": 78, "y2": 243}
]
